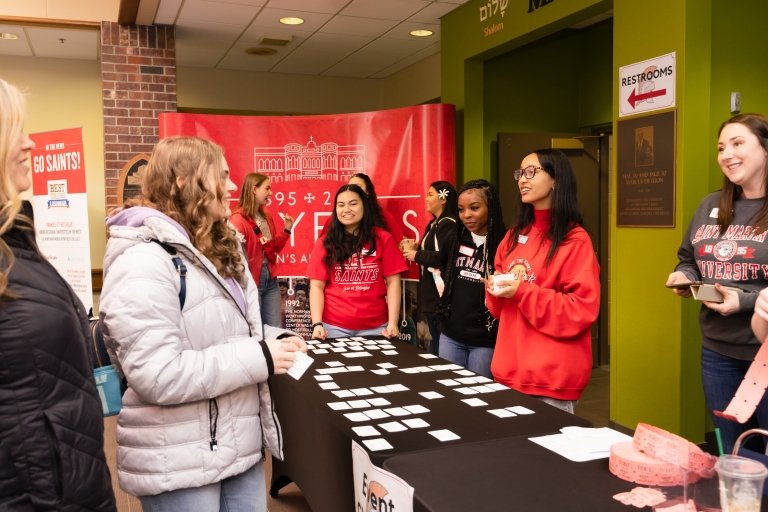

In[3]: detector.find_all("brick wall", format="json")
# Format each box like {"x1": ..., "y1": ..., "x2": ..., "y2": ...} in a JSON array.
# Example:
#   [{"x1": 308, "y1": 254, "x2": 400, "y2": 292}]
[{"x1": 100, "y1": 21, "x2": 176, "y2": 212}]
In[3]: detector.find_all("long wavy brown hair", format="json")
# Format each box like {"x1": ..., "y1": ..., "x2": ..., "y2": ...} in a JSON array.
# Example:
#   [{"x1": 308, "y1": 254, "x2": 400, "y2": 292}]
[
  {"x1": 237, "y1": 172, "x2": 270, "y2": 221},
  {"x1": 0, "y1": 79, "x2": 34, "y2": 297},
  {"x1": 123, "y1": 136, "x2": 244, "y2": 281}
]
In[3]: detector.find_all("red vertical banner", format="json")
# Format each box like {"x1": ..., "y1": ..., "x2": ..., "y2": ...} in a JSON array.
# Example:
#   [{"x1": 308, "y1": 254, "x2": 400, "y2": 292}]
[{"x1": 159, "y1": 104, "x2": 456, "y2": 279}]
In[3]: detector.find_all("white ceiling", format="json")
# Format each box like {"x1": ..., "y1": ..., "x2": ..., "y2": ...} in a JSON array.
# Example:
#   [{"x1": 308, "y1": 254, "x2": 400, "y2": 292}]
[{"x1": 0, "y1": 0, "x2": 470, "y2": 79}]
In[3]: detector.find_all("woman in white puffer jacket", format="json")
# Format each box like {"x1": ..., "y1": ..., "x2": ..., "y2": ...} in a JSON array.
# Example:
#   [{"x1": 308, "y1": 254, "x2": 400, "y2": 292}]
[{"x1": 99, "y1": 136, "x2": 306, "y2": 512}]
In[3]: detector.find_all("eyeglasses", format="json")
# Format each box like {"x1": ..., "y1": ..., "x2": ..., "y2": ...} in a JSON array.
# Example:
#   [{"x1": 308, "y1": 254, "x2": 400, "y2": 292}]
[{"x1": 513, "y1": 165, "x2": 547, "y2": 181}]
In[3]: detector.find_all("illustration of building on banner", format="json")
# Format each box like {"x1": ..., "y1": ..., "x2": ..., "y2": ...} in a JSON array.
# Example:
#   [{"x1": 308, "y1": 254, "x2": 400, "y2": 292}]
[{"x1": 254, "y1": 136, "x2": 365, "y2": 183}]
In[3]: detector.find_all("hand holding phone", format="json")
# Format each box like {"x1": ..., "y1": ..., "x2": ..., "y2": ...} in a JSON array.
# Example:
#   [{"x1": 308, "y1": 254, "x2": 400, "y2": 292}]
[
  {"x1": 665, "y1": 271, "x2": 696, "y2": 298},
  {"x1": 665, "y1": 281, "x2": 702, "y2": 289}
]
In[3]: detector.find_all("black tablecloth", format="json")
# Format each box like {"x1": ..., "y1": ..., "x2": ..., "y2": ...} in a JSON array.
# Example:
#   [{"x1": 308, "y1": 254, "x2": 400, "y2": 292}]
[
  {"x1": 383, "y1": 435, "x2": 636, "y2": 512},
  {"x1": 384, "y1": 435, "x2": 768, "y2": 512},
  {"x1": 269, "y1": 337, "x2": 591, "y2": 512}
]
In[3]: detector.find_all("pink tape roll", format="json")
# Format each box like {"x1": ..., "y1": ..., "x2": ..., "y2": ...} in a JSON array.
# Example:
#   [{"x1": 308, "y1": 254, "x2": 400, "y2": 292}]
[
  {"x1": 633, "y1": 423, "x2": 716, "y2": 477},
  {"x1": 609, "y1": 423, "x2": 716, "y2": 487},
  {"x1": 609, "y1": 442, "x2": 702, "y2": 487}
]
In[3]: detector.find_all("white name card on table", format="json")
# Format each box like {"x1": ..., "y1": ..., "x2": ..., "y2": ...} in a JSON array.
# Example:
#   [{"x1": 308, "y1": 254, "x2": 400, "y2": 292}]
[
  {"x1": 287, "y1": 352, "x2": 313, "y2": 380},
  {"x1": 352, "y1": 441, "x2": 414, "y2": 511}
]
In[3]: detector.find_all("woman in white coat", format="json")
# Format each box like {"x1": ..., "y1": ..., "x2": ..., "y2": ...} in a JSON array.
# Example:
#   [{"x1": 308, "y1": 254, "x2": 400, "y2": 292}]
[{"x1": 99, "y1": 136, "x2": 306, "y2": 512}]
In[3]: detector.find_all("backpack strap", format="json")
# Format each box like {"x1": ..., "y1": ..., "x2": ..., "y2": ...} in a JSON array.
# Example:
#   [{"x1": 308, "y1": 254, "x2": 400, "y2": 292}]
[
  {"x1": 152, "y1": 240, "x2": 187, "y2": 309},
  {"x1": 431, "y1": 216, "x2": 457, "y2": 252}
]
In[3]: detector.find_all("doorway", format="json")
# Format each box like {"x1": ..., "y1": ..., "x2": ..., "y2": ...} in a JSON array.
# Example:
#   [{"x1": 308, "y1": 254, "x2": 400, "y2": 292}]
[{"x1": 496, "y1": 131, "x2": 610, "y2": 367}]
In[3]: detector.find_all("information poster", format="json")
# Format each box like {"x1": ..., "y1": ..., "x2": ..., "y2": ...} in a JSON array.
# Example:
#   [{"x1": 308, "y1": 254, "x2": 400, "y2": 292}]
[
  {"x1": 30, "y1": 127, "x2": 94, "y2": 311},
  {"x1": 352, "y1": 441, "x2": 414, "y2": 512}
]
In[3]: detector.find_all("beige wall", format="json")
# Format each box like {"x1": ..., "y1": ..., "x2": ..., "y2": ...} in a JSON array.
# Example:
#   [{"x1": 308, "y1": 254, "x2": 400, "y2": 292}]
[{"x1": 1, "y1": 54, "x2": 106, "y2": 272}]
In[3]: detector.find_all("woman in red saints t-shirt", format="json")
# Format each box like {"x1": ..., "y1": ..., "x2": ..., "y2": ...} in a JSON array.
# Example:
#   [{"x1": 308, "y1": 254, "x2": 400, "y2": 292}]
[{"x1": 307, "y1": 184, "x2": 408, "y2": 340}]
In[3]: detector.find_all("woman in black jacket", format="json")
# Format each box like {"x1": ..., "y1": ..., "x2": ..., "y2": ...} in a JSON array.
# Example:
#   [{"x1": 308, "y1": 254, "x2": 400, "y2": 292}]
[
  {"x1": 0, "y1": 78, "x2": 115, "y2": 511},
  {"x1": 401, "y1": 180, "x2": 458, "y2": 355}
]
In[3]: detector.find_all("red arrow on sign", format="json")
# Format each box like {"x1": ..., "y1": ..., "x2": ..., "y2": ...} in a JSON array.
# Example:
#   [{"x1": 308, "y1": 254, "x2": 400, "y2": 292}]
[{"x1": 628, "y1": 88, "x2": 667, "y2": 108}]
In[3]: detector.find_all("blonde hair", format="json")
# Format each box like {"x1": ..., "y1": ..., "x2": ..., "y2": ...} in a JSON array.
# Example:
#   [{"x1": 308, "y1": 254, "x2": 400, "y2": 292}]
[
  {"x1": 0, "y1": 79, "x2": 33, "y2": 297},
  {"x1": 124, "y1": 136, "x2": 244, "y2": 281}
]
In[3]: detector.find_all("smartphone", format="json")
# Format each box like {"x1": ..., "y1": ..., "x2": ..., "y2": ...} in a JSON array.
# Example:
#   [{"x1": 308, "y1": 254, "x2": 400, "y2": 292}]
[{"x1": 665, "y1": 281, "x2": 703, "y2": 289}]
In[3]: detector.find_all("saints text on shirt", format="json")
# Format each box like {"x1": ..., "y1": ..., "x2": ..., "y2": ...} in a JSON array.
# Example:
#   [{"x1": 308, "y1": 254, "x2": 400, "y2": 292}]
[{"x1": 334, "y1": 253, "x2": 380, "y2": 292}]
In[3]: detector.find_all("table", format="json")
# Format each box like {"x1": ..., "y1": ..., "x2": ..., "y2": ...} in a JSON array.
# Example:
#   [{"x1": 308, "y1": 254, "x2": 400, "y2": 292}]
[
  {"x1": 383, "y1": 435, "x2": 636, "y2": 512},
  {"x1": 384, "y1": 436, "x2": 768, "y2": 511},
  {"x1": 269, "y1": 337, "x2": 591, "y2": 512}
]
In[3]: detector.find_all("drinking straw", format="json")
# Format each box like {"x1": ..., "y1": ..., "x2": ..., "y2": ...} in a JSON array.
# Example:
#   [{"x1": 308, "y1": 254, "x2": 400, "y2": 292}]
[{"x1": 715, "y1": 427, "x2": 724, "y2": 456}]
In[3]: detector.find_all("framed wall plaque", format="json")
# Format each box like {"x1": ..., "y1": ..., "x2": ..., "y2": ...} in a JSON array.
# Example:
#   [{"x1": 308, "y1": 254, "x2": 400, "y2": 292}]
[{"x1": 616, "y1": 110, "x2": 676, "y2": 227}]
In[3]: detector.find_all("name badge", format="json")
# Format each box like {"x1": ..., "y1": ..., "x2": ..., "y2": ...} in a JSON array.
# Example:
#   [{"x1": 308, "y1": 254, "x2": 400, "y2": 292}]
[
  {"x1": 518, "y1": 234, "x2": 528, "y2": 244},
  {"x1": 459, "y1": 245, "x2": 474, "y2": 256}
]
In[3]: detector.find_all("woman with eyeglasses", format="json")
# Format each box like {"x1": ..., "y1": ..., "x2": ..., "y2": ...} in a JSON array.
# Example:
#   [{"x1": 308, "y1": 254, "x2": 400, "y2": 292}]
[
  {"x1": 230, "y1": 173, "x2": 295, "y2": 327},
  {"x1": 486, "y1": 149, "x2": 600, "y2": 413},
  {"x1": 307, "y1": 184, "x2": 408, "y2": 340},
  {"x1": 401, "y1": 181, "x2": 459, "y2": 355},
  {"x1": 437, "y1": 180, "x2": 506, "y2": 378}
]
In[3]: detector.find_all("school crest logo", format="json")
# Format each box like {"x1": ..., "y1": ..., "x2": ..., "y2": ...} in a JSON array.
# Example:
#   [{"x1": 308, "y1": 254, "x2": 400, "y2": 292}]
[{"x1": 713, "y1": 240, "x2": 738, "y2": 262}]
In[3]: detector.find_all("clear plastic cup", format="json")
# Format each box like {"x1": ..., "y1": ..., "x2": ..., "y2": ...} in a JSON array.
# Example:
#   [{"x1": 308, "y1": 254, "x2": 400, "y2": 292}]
[{"x1": 715, "y1": 454, "x2": 767, "y2": 512}]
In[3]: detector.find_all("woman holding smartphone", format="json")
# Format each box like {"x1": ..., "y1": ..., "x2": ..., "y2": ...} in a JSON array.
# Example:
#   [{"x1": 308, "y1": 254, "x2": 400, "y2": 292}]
[{"x1": 666, "y1": 113, "x2": 768, "y2": 453}]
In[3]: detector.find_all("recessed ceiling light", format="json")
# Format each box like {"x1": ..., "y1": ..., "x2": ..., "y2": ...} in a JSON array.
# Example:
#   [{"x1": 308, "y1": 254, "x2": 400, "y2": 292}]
[
  {"x1": 0, "y1": 32, "x2": 19, "y2": 40},
  {"x1": 409, "y1": 29, "x2": 434, "y2": 37},
  {"x1": 279, "y1": 17, "x2": 304, "y2": 25},
  {"x1": 245, "y1": 46, "x2": 278, "y2": 56}
]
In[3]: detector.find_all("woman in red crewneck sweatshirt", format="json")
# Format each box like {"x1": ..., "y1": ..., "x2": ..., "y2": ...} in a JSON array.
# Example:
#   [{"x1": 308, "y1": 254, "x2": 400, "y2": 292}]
[{"x1": 486, "y1": 149, "x2": 600, "y2": 413}]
